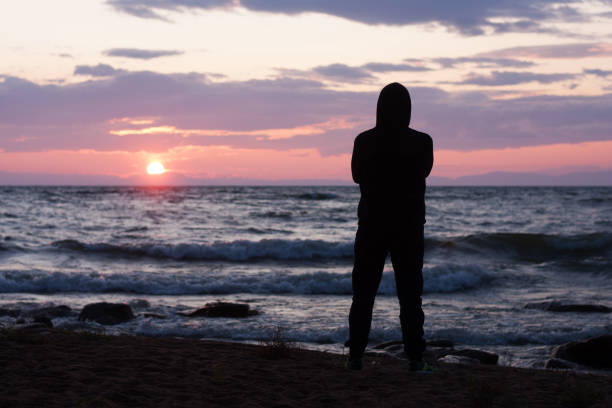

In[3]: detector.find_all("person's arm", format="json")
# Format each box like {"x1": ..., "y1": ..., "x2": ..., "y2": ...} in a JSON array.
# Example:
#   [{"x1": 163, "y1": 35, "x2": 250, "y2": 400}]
[
  {"x1": 351, "y1": 137, "x2": 360, "y2": 184},
  {"x1": 424, "y1": 134, "x2": 433, "y2": 178}
]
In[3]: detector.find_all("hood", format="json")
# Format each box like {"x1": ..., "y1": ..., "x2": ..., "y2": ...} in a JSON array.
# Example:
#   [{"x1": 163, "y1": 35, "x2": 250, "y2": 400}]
[{"x1": 376, "y1": 82, "x2": 411, "y2": 129}]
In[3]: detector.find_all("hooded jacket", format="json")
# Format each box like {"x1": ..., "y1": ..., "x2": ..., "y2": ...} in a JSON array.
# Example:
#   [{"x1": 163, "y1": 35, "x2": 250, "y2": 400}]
[{"x1": 351, "y1": 83, "x2": 433, "y2": 225}]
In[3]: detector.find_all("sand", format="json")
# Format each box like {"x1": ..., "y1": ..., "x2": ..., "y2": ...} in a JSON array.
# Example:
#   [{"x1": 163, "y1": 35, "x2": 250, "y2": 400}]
[{"x1": 1, "y1": 328, "x2": 610, "y2": 407}]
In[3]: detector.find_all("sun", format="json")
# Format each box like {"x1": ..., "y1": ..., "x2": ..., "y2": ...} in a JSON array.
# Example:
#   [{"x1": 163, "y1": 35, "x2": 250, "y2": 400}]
[{"x1": 146, "y1": 161, "x2": 165, "y2": 175}]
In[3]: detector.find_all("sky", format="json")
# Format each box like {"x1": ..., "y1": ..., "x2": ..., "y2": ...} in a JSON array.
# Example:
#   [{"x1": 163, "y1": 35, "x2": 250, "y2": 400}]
[{"x1": 1, "y1": 0, "x2": 612, "y2": 184}]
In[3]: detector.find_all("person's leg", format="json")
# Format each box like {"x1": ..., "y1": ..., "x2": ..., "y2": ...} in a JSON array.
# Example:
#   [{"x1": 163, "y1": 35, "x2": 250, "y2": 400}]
[
  {"x1": 389, "y1": 225, "x2": 425, "y2": 359},
  {"x1": 348, "y1": 224, "x2": 387, "y2": 359}
]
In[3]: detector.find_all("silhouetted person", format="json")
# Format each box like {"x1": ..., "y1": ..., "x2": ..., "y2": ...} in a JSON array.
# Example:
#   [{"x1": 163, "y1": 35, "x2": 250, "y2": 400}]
[{"x1": 346, "y1": 83, "x2": 433, "y2": 370}]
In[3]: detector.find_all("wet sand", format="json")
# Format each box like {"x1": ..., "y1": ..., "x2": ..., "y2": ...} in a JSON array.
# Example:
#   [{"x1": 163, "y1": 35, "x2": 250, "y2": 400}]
[{"x1": 1, "y1": 328, "x2": 610, "y2": 407}]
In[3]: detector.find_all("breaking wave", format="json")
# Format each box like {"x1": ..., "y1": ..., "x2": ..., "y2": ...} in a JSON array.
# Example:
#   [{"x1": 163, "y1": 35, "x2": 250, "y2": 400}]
[
  {"x1": 428, "y1": 232, "x2": 612, "y2": 260},
  {"x1": 48, "y1": 231, "x2": 612, "y2": 263},
  {"x1": 52, "y1": 238, "x2": 353, "y2": 261},
  {"x1": 0, "y1": 264, "x2": 493, "y2": 295}
]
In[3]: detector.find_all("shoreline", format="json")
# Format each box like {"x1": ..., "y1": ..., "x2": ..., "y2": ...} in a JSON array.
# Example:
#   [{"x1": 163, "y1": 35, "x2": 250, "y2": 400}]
[{"x1": 1, "y1": 328, "x2": 610, "y2": 407}]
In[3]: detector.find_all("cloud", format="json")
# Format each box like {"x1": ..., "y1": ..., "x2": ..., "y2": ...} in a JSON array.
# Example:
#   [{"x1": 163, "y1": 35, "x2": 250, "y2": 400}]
[
  {"x1": 279, "y1": 62, "x2": 431, "y2": 84},
  {"x1": 1, "y1": 69, "x2": 611, "y2": 156},
  {"x1": 361, "y1": 62, "x2": 430, "y2": 72},
  {"x1": 105, "y1": 0, "x2": 595, "y2": 35},
  {"x1": 312, "y1": 64, "x2": 373, "y2": 82},
  {"x1": 321, "y1": 56, "x2": 539, "y2": 80},
  {"x1": 479, "y1": 42, "x2": 612, "y2": 59},
  {"x1": 106, "y1": 0, "x2": 233, "y2": 20},
  {"x1": 73, "y1": 64, "x2": 127, "y2": 77},
  {"x1": 583, "y1": 68, "x2": 612, "y2": 77},
  {"x1": 462, "y1": 71, "x2": 576, "y2": 86},
  {"x1": 0, "y1": 71, "x2": 370, "y2": 155},
  {"x1": 432, "y1": 57, "x2": 534, "y2": 69},
  {"x1": 104, "y1": 48, "x2": 184, "y2": 59}
]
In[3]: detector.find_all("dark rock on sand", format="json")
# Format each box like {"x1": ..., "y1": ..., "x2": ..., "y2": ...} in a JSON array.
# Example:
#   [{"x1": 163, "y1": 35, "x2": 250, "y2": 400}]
[
  {"x1": 368, "y1": 340, "x2": 495, "y2": 366},
  {"x1": 373, "y1": 340, "x2": 404, "y2": 350},
  {"x1": 179, "y1": 302, "x2": 258, "y2": 318},
  {"x1": 544, "y1": 358, "x2": 582, "y2": 370},
  {"x1": 143, "y1": 313, "x2": 167, "y2": 319},
  {"x1": 427, "y1": 339, "x2": 454, "y2": 348},
  {"x1": 33, "y1": 316, "x2": 53, "y2": 328},
  {"x1": 78, "y1": 302, "x2": 135, "y2": 325},
  {"x1": 374, "y1": 339, "x2": 456, "y2": 361},
  {"x1": 12, "y1": 322, "x2": 52, "y2": 332},
  {"x1": 0, "y1": 308, "x2": 19, "y2": 318},
  {"x1": 524, "y1": 301, "x2": 611, "y2": 313},
  {"x1": 438, "y1": 355, "x2": 480, "y2": 365},
  {"x1": 25, "y1": 305, "x2": 72, "y2": 319},
  {"x1": 374, "y1": 338, "x2": 454, "y2": 350},
  {"x1": 444, "y1": 349, "x2": 499, "y2": 365},
  {"x1": 551, "y1": 335, "x2": 612, "y2": 369}
]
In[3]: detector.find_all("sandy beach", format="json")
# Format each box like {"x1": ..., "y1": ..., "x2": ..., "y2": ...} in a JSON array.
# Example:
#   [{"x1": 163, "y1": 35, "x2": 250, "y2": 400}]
[{"x1": 1, "y1": 328, "x2": 610, "y2": 408}]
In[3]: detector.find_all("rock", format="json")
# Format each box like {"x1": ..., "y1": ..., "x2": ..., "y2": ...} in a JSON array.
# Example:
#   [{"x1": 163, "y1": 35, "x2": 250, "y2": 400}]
[
  {"x1": 373, "y1": 340, "x2": 403, "y2": 350},
  {"x1": 525, "y1": 301, "x2": 610, "y2": 313},
  {"x1": 551, "y1": 335, "x2": 612, "y2": 369},
  {"x1": 373, "y1": 338, "x2": 454, "y2": 350},
  {"x1": 13, "y1": 322, "x2": 52, "y2": 332},
  {"x1": 424, "y1": 347, "x2": 454, "y2": 361},
  {"x1": 374, "y1": 339, "x2": 456, "y2": 361},
  {"x1": 0, "y1": 308, "x2": 19, "y2": 318},
  {"x1": 142, "y1": 313, "x2": 166, "y2": 319},
  {"x1": 445, "y1": 349, "x2": 499, "y2": 365},
  {"x1": 427, "y1": 339, "x2": 454, "y2": 348},
  {"x1": 33, "y1": 316, "x2": 53, "y2": 328},
  {"x1": 545, "y1": 358, "x2": 582, "y2": 370},
  {"x1": 25, "y1": 305, "x2": 72, "y2": 319},
  {"x1": 78, "y1": 302, "x2": 135, "y2": 325},
  {"x1": 382, "y1": 344, "x2": 404, "y2": 354},
  {"x1": 179, "y1": 302, "x2": 258, "y2": 318},
  {"x1": 438, "y1": 355, "x2": 480, "y2": 365}
]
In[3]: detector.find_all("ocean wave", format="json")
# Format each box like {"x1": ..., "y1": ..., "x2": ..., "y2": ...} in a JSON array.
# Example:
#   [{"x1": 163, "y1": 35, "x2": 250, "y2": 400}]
[
  {"x1": 244, "y1": 227, "x2": 293, "y2": 235},
  {"x1": 294, "y1": 192, "x2": 338, "y2": 200},
  {"x1": 47, "y1": 232, "x2": 612, "y2": 263},
  {"x1": 0, "y1": 242, "x2": 23, "y2": 252},
  {"x1": 249, "y1": 211, "x2": 293, "y2": 219},
  {"x1": 52, "y1": 238, "x2": 353, "y2": 261},
  {"x1": 0, "y1": 264, "x2": 493, "y2": 295},
  {"x1": 428, "y1": 232, "x2": 612, "y2": 260}
]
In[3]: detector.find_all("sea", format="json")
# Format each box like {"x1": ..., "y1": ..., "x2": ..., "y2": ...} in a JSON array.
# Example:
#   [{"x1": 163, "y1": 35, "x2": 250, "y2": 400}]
[{"x1": 0, "y1": 186, "x2": 610, "y2": 368}]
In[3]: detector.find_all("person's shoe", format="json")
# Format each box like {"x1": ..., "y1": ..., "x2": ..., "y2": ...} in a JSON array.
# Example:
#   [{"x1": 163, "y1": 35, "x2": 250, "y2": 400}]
[{"x1": 345, "y1": 356, "x2": 363, "y2": 370}]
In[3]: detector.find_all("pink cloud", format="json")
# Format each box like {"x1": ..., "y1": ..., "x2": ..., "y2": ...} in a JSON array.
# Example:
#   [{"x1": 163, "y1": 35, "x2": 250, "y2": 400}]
[
  {"x1": 2, "y1": 71, "x2": 611, "y2": 158},
  {"x1": 108, "y1": 116, "x2": 360, "y2": 140}
]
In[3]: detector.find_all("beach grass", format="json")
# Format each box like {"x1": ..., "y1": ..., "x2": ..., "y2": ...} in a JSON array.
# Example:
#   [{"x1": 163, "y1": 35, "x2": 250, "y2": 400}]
[{"x1": 258, "y1": 325, "x2": 301, "y2": 360}]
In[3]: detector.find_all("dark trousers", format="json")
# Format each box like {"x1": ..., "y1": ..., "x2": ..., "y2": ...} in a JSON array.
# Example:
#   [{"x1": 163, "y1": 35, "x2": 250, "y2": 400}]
[{"x1": 348, "y1": 222, "x2": 425, "y2": 358}]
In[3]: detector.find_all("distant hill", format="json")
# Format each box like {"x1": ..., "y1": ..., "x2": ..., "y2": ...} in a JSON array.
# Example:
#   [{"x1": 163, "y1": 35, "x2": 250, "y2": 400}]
[{"x1": 428, "y1": 170, "x2": 612, "y2": 186}]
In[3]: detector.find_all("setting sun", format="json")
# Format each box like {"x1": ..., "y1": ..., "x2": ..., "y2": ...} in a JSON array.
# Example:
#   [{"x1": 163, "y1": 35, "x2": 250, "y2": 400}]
[{"x1": 146, "y1": 161, "x2": 165, "y2": 175}]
